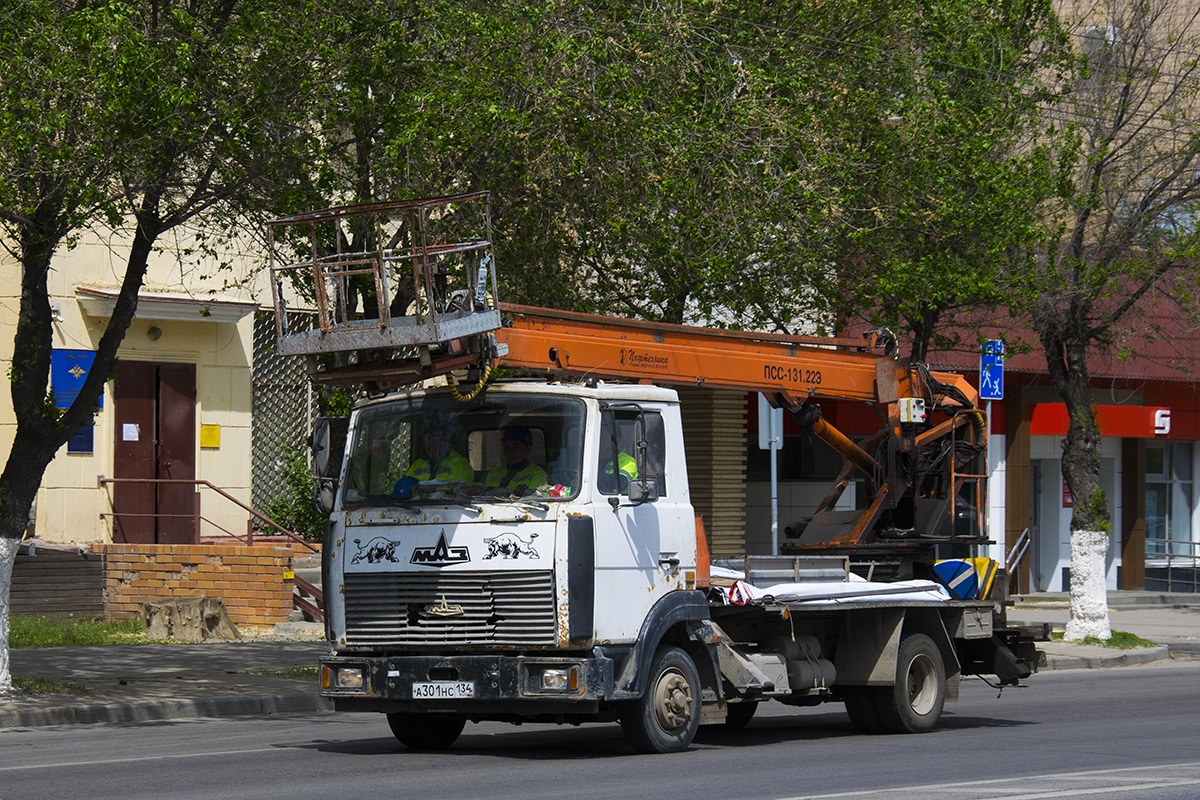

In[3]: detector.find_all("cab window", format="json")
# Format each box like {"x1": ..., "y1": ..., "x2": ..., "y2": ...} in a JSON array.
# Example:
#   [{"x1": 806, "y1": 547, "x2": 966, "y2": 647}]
[{"x1": 598, "y1": 409, "x2": 666, "y2": 497}]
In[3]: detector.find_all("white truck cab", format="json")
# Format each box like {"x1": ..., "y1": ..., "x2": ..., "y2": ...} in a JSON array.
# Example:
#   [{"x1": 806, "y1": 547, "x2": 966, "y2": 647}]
[{"x1": 325, "y1": 380, "x2": 698, "y2": 652}]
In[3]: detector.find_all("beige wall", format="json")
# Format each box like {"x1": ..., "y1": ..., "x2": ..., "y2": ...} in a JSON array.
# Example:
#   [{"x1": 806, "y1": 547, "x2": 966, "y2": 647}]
[{"x1": 1, "y1": 229, "x2": 265, "y2": 544}]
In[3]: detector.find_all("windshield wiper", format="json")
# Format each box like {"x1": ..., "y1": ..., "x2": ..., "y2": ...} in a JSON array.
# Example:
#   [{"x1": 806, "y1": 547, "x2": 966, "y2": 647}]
[
  {"x1": 449, "y1": 499, "x2": 482, "y2": 516},
  {"x1": 501, "y1": 496, "x2": 549, "y2": 512}
]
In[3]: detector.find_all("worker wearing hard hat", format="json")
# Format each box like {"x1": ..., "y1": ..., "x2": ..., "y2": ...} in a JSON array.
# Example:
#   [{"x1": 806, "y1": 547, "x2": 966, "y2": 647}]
[
  {"x1": 485, "y1": 424, "x2": 548, "y2": 493},
  {"x1": 394, "y1": 415, "x2": 473, "y2": 497}
]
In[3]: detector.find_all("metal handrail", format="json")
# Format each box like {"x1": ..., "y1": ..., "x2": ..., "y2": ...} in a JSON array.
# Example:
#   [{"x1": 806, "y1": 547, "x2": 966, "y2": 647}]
[
  {"x1": 1007, "y1": 527, "x2": 1031, "y2": 573},
  {"x1": 1145, "y1": 536, "x2": 1200, "y2": 593},
  {"x1": 293, "y1": 574, "x2": 324, "y2": 623},
  {"x1": 98, "y1": 476, "x2": 318, "y2": 553}
]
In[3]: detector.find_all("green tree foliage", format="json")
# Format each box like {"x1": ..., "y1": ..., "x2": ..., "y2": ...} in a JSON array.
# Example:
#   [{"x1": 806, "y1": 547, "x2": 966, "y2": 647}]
[
  {"x1": 285, "y1": 1, "x2": 861, "y2": 327},
  {"x1": 1012, "y1": 0, "x2": 1200, "y2": 543},
  {"x1": 0, "y1": 0, "x2": 324, "y2": 690},
  {"x1": 264, "y1": 446, "x2": 326, "y2": 541},
  {"x1": 0, "y1": 0, "x2": 321, "y2": 544},
  {"x1": 813, "y1": 0, "x2": 1070, "y2": 359}
]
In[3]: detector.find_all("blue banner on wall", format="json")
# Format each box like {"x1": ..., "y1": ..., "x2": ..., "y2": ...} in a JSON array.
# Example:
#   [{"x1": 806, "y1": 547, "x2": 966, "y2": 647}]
[
  {"x1": 51, "y1": 349, "x2": 103, "y2": 409},
  {"x1": 67, "y1": 424, "x2": 94, "y2": 454}
]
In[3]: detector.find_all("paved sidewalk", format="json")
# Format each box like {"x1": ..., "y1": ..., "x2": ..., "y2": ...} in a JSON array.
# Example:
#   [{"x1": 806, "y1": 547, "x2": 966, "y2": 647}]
[
  {"x1": 3, "y1": 597, "x2": 1199, "y2": 730},
  {"x1": 1, "y1": 634, "x2": 331, "y2": 729},
  {"x1": 1009, "y1": 598, "x2": 1200, "y2": 670}
]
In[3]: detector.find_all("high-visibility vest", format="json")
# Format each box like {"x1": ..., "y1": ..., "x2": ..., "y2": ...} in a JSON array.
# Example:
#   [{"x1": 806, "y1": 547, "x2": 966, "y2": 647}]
[
  {"x1": 405, "y1": 450, "x2": 474, "y2": 483},
  {"x1": 602, "y1": 452, "x2": 638, "y2": 492},
  {"x1": 485, "y1": 460, "x2": 548, "y2": 492}
]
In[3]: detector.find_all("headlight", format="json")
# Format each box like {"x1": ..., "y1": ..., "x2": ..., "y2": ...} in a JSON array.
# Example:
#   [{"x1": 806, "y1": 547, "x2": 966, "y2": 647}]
[
  {"x1": 321, "y1": 665, "x2": 365, "y2": 690},
  {"x1": 540, "y1": 666, "x2": 578, "y2": 692},
  {"x1": 336, "y1": 667, "x2": 365, "y2": 689}
]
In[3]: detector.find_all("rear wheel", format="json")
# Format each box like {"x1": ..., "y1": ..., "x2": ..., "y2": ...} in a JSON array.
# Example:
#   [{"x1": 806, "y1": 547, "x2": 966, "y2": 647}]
[
  {"x1": 842, "y1": 687, "x2": 886, "y2": 734},
  {"x1": 874, "y1": 633, "x2": 946, "y2": 734},
  {"x1": 620, "y1": 645, "x2": 702, "y2": 753},
  {"x1": 386, "y1": 712, "x2": 466, "y2": 750}
]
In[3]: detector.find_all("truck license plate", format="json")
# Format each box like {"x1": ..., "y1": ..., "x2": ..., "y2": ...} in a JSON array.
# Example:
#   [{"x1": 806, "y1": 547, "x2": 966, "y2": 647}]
[{"x1": 412, "y1": 681, "x2": 475, "y2": 699}]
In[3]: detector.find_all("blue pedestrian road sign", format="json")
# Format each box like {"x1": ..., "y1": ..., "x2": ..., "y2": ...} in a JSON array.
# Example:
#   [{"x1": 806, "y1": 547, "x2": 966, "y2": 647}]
[{"x1": 980, "y1": 340, "x2": 1004, "y2": 400}]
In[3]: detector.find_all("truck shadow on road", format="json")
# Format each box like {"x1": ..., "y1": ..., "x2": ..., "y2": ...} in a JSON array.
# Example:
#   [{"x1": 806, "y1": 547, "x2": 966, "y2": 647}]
[{"x1": 301, "y1": 710, "x2": 1035, "y2": 760}]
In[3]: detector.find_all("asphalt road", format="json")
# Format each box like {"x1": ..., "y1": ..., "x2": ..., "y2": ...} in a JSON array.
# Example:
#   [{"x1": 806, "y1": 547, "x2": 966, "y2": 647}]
[{"x1": 3, "y1": 661, "x2": 1200, "y2": 800}]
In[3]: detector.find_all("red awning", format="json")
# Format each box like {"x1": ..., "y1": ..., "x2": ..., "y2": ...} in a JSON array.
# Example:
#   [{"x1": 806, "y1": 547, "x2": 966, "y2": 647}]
[{"x1": 1030, "y1": 403, "x2": 1172, "y2": 438}]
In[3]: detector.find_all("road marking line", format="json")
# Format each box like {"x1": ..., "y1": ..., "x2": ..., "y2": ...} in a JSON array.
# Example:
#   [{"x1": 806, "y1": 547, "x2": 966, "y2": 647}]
[
  {"x1": 0, "y1": 745, "x2": 281, "y2": 773},
  {"x1": 772, "y1": 762, "x2": 1200, "y2": 799}
]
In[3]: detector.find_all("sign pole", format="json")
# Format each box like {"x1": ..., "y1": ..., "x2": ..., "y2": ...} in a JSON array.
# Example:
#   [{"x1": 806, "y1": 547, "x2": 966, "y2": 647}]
[{"x1": 759, "y1": 394, "x2": 784, "y2": 555}]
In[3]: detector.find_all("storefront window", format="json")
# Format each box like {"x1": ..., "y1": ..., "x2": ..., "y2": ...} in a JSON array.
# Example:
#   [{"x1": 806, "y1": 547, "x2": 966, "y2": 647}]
[{"x1": 1146, "y1": 442, "x2": 1194, "y2": 557}]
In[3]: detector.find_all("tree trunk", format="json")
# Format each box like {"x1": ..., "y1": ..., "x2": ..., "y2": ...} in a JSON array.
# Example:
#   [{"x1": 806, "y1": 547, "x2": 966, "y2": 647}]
[
  {"x1": 0, "y1": 203, "x2": 159, "y2": 698},
  {"x1": 0, "y1": 536, "x2": 18, "y2": 694},
  {"x1": 1043, "y1": 332, "x2": 1113, "y2": 641},
  {"x1": 1064, "y1": 530, "x2": 1112, "y2": 640}
]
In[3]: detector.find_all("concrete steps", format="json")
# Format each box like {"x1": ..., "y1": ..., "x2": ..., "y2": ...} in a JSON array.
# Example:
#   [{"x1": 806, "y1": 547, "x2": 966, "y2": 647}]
[{"x1": 290, "y1": 554, "x2": 323, "y2": 622}]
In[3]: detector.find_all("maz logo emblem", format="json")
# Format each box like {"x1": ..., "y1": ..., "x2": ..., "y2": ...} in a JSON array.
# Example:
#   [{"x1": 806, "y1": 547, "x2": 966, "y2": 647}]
[
  {"x1": 410, "y1": 530, "x2": 470, "y2": 566},
  {"x1": 423, "y1": 595, "x2": 464, "y2": 617}
]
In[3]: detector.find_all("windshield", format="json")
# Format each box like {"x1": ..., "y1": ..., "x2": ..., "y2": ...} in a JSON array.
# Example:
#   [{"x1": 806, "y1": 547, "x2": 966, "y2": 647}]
[{"x1": 342, "y1": 392, "x2": 586, "y2": 507}]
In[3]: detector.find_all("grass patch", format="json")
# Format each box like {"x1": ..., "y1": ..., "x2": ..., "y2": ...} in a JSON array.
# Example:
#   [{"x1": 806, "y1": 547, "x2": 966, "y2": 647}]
[
  {"x1": 244, "y1": 664, "x2": 319, "y2": 677},
  {"x1": 1050, "y1": 629, "x2": 1157, "y2": 649},
  {"x1": 11, "y1": 676, "x2": 89, "y2": 696},
  {"x1": 8, "y1": 615, "x2": 152, "y2": 648}
]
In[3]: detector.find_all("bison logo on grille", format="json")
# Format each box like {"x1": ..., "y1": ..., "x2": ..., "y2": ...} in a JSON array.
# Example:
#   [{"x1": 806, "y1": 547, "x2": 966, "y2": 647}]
[
  {"x1": 483, "y1": 532, "x2": 539, "y2": 560},
  {"x1": 351, "y1": 536, "x2": 401, "y2": 564}
]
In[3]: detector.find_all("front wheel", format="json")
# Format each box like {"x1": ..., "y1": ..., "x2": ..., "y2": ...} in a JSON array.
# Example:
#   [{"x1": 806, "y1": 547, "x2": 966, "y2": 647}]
[
  {"x1": 620, "y1": 645, "x2": 702, "y2": 753},
  {"x1": 875, "y1": 633, "x2": 946, "y2": 734},
  {"x1": 386, "y1": 712, "x2": 466, "y2": 750}
]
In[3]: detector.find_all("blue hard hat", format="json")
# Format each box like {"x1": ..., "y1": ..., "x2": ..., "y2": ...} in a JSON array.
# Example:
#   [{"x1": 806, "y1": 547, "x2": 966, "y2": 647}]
[{"x1": 502, "y1": 424, "x2": 533, "y2": 445}]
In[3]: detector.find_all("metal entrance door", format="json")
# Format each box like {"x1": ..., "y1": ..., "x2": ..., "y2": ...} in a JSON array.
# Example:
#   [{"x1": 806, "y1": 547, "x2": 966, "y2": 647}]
[{"x1": 113, "y1": 362, "x2": 197, "y2": 544}]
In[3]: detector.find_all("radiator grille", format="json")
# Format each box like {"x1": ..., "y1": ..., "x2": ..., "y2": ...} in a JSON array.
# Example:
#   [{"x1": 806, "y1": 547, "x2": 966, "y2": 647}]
[{"x1": 343, "y1": 570, "x2": 557, "y2": 646}]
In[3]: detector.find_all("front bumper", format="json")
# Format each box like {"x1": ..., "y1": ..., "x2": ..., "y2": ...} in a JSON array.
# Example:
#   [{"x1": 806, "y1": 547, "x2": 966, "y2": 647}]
[{"x1": 320, "y1": 654, "x2": 615, "y2": 715}]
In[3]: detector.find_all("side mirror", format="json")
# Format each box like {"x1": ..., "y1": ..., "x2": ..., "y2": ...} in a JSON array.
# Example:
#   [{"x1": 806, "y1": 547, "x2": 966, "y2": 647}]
[
  {"x1": 311, "y1": 416, "x2": 349, "y2": 479},
  {"x1": 314, "y1": 478, "x2": 337, "y2": 516},
  {"x1": 627, "y1": 478, "x2": 658, "y2": 505}
]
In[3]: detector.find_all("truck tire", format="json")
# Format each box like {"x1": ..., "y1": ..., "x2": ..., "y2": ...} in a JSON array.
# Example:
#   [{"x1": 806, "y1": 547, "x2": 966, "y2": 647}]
[
  {"x1": 874, "y1": 633, "x2": 946, "y2": 734},
  {"x1": 842, "y1": 687, "x2": 886, "y2": 734},
  {"x1": 620, "y1": 645, "x2": 702, "y2": 753},
  {"x1": 386, "y1": 712, "x2": 466, "y2": 750}
]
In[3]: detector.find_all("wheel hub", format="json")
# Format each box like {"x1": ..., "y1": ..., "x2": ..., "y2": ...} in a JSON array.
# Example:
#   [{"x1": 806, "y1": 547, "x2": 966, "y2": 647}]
[
  {"x1": 906, "y1": 653, "x2": 938, "y2": 715},
  {"x1": 653, "y1": 669, "x2": 693, "y2": 732}
]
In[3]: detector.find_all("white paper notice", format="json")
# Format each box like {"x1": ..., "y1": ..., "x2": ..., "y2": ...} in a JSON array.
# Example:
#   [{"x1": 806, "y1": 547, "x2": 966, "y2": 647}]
[{"x1": 122, "y1": 423, "x2": 139, "y2": 442}]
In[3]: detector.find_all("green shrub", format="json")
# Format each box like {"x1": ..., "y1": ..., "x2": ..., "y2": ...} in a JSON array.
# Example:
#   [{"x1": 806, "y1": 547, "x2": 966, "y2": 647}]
[{"x1": 264, "y1": 444, "x2": 327, "y2": 541}]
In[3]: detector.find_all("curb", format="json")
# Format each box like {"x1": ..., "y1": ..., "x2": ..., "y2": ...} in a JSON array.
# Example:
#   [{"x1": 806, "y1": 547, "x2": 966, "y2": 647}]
[
  {"x1": 0, "y1": 692, "x2": 333, "y2": 729},
  {"x1": 0, "y1": 645, "x2": 1176, "y2": 729},
  {"x1": 1040, "y1": 645, "x2": 1171, "y2": 671}
]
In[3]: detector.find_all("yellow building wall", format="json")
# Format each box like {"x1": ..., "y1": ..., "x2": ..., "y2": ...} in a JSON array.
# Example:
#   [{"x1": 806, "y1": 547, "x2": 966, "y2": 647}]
[{"x1": 0, "y1": 229, "x2": 263, "y2": 545}]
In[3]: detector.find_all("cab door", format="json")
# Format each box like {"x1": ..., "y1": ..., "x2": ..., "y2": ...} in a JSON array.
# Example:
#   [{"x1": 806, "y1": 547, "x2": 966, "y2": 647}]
[{"x1": 590, "y1": 404, "x2": 689, "y2": 643}]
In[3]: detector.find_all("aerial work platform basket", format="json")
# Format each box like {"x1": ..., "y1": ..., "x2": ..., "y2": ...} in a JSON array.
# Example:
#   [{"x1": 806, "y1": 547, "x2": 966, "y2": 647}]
[{"x1": 268, "y1": 192, "x2": 503, "y2": 384}]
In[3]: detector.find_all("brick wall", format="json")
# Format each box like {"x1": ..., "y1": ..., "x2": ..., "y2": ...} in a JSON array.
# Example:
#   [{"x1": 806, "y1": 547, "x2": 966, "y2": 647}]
[{"x1": 95, "y1": 543, "x2": 294, "y2": 626}]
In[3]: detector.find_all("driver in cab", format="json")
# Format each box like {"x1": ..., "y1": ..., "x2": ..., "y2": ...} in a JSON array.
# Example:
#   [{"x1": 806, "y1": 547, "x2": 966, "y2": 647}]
[{"x1": 485, "y1": 424, "x2": 547, "y2": 494}]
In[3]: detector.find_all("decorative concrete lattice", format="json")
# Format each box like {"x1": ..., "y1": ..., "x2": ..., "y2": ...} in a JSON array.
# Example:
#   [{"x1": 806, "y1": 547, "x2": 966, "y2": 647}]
[{"x1": 251, "y1": 310, "x2": 317, "y2": 517}]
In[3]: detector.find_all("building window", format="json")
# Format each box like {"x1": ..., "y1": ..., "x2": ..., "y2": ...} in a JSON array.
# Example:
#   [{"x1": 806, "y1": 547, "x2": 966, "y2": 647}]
[
  {"x1": 1081, "y1": 25, "x2": 1117, "y2": 55},
  {"x1": 1146, "y1": 442, "x2": 1193, "y2": 556}
]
